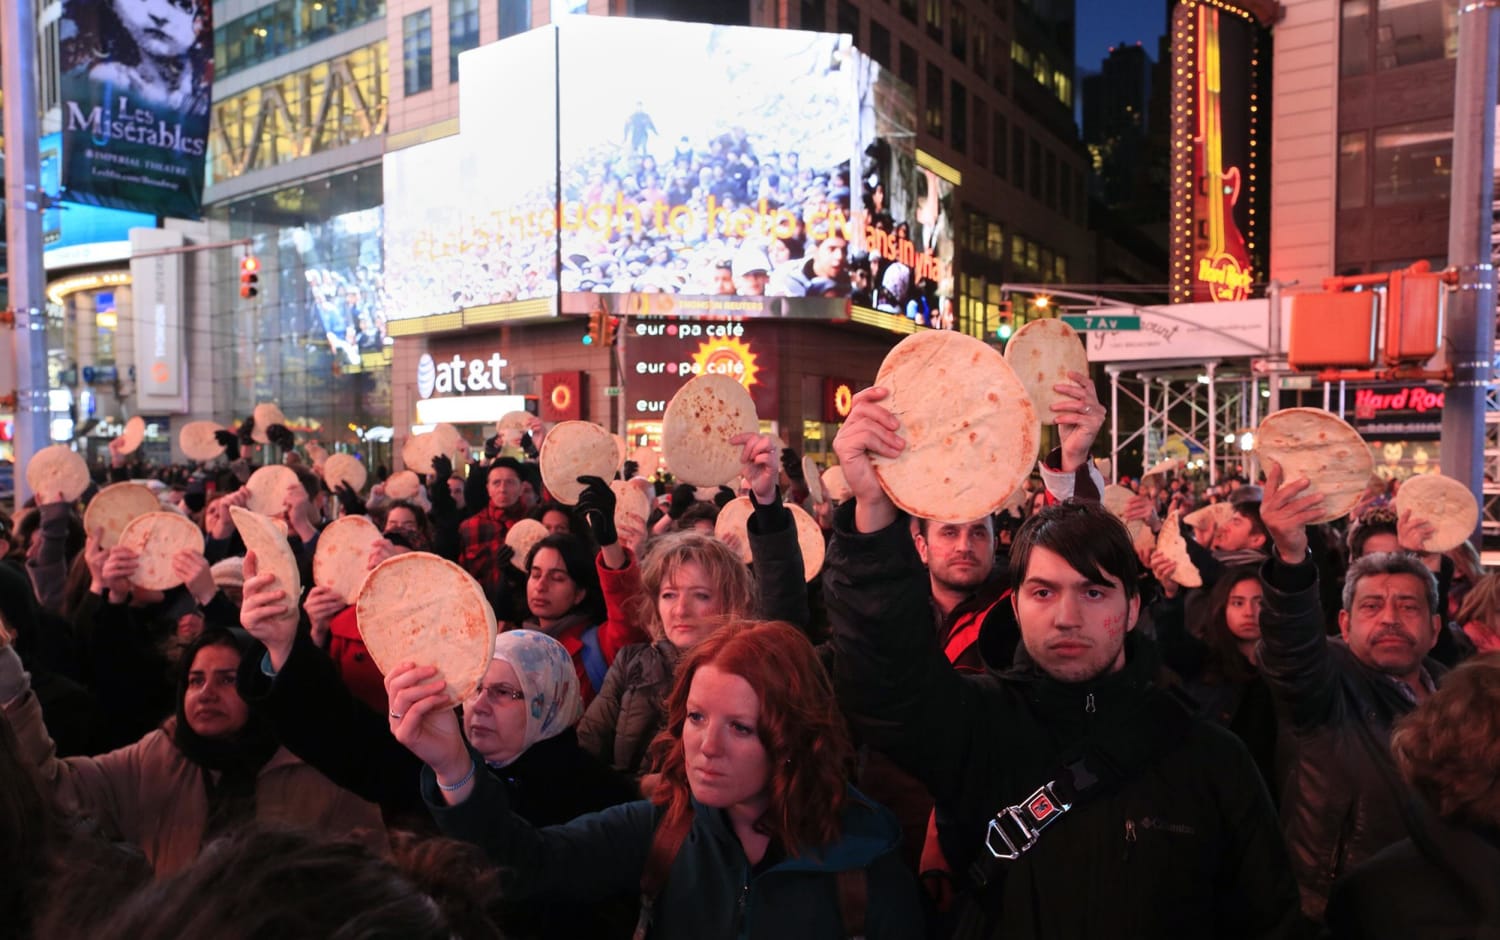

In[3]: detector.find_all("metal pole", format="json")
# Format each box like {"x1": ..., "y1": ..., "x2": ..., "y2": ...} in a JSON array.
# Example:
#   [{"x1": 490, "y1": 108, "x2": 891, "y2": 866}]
[
  {"x1": 2, "y1": 0, "x2": 50, "y2": 509},
  {"x1": 1440, "y1": 0, "x2": 1500, "y2": 547},
  {"x1": 1207, "y1": 362, "x2": 1218, "y2": 485},
  {"x1": 1109, "y1": 368, "x2": 1120, "y2": 483},
  {"x1": 1141, "y1": 374, "x2": 1152, "y2": 470}
]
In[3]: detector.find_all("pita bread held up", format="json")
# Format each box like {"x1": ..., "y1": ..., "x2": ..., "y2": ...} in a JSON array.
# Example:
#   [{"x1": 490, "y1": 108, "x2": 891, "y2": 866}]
[
  {"x1": 1393, "y1": 474, "x2": 1480, "y2": 553},
  {"x1": 323, "y1": 453, "x2": 369, "y2": 494},
  {"x1": 313, "y1": 515, "x2": 385, "y2": 605},
  {"x1": 118, "y1": 512, "x2": 206, "y2": 590},
  {"x1": 504, "y1": 519, "x2": 550, "y2": 573},
  {"x1": 245, "y1": 465, "x2": 301, "y2": 516},
  {"x1": 85, "y1": 482, "x2": 161, "y2": 550},
  {"x1": 1254, "y1": 408, "x2": 1373, "y2": 523},
  {"x1": 1003, "y1": 318, "x2": 1088, "y2": 426},
  {"x1": 1157, "y1": 509, "x2": 1202, "y2": 588},
  {"x1": 25, "y1": 445, "x2": 92, "y2": 502},
  {"x1": 661, "y1": 373, "x2": 759, "y2": 487},
  {"x1": 539, "y1": 421, "x2": 620, "y2": 505},
  {"x1": 179, "y1": 421, "x2": 226, "y2": 462},
  {"x1": 231, "y1": 506, "x2": 302, "y2": 630},
  {"x1": 119, "y1": 416, "x2": 147, "y2": 454},
  {"x1": 252, "y1": 403, "x2": 286, "y2": 444}
]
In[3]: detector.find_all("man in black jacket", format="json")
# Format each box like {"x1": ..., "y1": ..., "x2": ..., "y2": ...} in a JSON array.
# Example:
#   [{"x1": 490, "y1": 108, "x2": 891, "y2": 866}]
[
  {"x1": 826, "y1": 386, "x2": 1304, "y2": 938},
  {"x1": 1256, "y1": 461, "x2": 1445, "y2": 922}
]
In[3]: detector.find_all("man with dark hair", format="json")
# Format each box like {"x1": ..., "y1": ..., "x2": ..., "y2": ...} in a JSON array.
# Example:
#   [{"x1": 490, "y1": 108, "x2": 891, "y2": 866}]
[
  {"x1": 824, "y1": 386, "x2": 1302, "y2": 937},
  {"x1": 1213, "y1": 501, "x2": 1270, "y2": 565},
  {"x1": 458, "y1": 457, "x2": 528, "y2": 620},
  {"x1": 1257, "y1": 461, "x2": 1446, "y2": 922}
]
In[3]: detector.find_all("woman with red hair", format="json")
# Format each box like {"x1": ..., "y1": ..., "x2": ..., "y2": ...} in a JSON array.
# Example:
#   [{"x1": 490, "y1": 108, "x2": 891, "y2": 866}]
[{"x1": 385, "y1": 620, "x2": 921, "y2": 938}]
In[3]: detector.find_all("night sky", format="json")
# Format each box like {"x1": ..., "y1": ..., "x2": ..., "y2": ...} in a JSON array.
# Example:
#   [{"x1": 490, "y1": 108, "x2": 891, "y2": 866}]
[{"x1": 1074, "y1": 0, "x2": 1168, "y2": 81}]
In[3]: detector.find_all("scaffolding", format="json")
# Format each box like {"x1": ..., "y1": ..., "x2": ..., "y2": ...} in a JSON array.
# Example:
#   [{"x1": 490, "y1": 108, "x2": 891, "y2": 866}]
[{"x1": 1104, "y1": 361, "x2": 1266, "y2": 485}]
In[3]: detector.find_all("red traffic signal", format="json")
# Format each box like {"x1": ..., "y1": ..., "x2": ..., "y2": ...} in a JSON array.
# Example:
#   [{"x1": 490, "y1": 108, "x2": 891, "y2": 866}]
[{"x1": 240, "y1": 255, "x2": 260, "y2": 299}]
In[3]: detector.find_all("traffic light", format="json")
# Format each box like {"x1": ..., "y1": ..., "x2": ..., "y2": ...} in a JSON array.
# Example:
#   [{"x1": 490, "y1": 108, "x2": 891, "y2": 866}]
[
  {"x1": 583, "y1": 308, "x2": 603, "y2": 345},
  {"x1": 239, "y1": 256, "x2": 260, "y2": 299},
  {"x1": 601, "y1": 314, "x2": 618, "y2": 347},
  {"x1": 989, "y1": 300, "x2": 1013, "y2": 340}
]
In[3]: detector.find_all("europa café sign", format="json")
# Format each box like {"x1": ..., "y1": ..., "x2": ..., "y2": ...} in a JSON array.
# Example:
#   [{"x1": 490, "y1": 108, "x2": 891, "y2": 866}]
[{"x1": 626, "y1": 320, "x2": 778, "y2": 419}]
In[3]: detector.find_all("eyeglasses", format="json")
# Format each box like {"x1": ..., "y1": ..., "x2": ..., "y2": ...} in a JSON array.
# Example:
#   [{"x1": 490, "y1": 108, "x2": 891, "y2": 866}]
[{"x1": 466, "y1": 682, "x2": 526, "y2": 706}]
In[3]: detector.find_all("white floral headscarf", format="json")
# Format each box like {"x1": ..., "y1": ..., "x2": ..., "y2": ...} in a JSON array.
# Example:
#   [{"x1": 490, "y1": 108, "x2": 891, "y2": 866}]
[{"x1": 492, "y1": 630, "x2": 582, "y2": 755}]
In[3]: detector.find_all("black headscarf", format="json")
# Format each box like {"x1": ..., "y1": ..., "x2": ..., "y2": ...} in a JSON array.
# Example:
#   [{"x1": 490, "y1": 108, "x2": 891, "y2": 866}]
[{"x1": 170, "y1": 628, "x2": 280, "y2": 840}]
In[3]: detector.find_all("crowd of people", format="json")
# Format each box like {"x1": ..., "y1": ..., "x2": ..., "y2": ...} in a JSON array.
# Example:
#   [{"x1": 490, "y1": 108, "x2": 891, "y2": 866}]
[{"x1": 3, "y1": 383, "x2": 1498, "y2": 939}]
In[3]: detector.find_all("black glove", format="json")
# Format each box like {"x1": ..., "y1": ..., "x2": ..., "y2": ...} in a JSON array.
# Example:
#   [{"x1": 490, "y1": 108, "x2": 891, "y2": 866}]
[
  {"x1": 184, "y1": 478, "x2": 207, "y2": 514},
  {"x1": 574, "y1": 475, "x2": 618, "y2": 546},
  {"x1": 667, "y1": 483, "x2": 696, "y2": 519},
  {"x1": 520, "y1": 432, "x2": 539, "y2": 459},
  {"x1": 213, "y1": 429, "x2": 241, "y2": 462},
  {"x1": 266, "y1": 423, "x2": 295, "y2": 450},
  {"x1": 714, "y1": 486, "x2": 737, "y2": 509},
  {"x1": 495, "y1": 543, "x2": 516, "y2": 569},
  {"x1": 622, "y1": 460, "x2": 639, "y2": 481},
  {"x1": 236, "y1": 415, "x2": 256, "y2": 445},
  {"x1": 483, "y1": 435, "x2": 502, "y2": 460},
  {"x1": 780, "y1": 446, "x2": 804, "y2": 482},
  {"x1": 335, "y1": 481, "x2": 367, "y2": 516},
  {"x1": 430, "y1": 454, "x2": 453, "y2": 484}
]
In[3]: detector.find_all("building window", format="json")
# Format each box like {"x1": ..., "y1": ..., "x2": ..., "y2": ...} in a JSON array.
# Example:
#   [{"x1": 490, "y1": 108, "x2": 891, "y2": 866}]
[
  {"x1": 1028, "y1": 138, "x2": 1042, "y2": 199},
  {"x1": 992, "y1": 113, "x2": 1007, "y2": 178},
  {"x1": 974, "y1": 106, "x2": 988, "y2": 167},
  {"x1": 926, "y1": 0, "x2": 944, "y2": 41},
  {"x1": 1010, "y1": 40, "x2": 1031, "y2": 70},
  {"x1": 951, "y1": 3, "x2": 967, "y2": 61},
  {"x1": 1059, "y1": 163, "x2": 1072, "y2": 217},
  {"x1": 869, "y1": 19, "x2": 891, "y2": 68},
  {"x1": 1044, "y1": 149, "x2": 1057, "y2": 209},
  {"x1": 449, "y1": 0, "x2": 479, "y2": 82},
  {"x1": 987, "y1": 222, "x2": 1004, "y2": 261},
  {"x1": 900, "y1": 42, "x2": 919, "y2": 88},
  {"x1": 1375, "y1": 0, "x2": 1458, "y2": 69},
  {"x1": 926, "y1": 63, "x2": 945, "y2": 137},
  {"x1": 499, "y1": 0, "x2": 530, "y2": 39},
  {"x1": 1054, "y1": 254, "x2": 1068, "y2": 282},
  {"x1": 900, "y1": 0, "x2": 918, "y2": 22},
  {"x1": 974, "y1": 29, "x2": 988, "y2": 76},
  {"x1": 951, "y1": 80, "x2": 968, "y2": 151},
  {"x1": 1339, "y1": 131, "x2": 1368, "y2": 209},
  {"x1": 214, "y1": 0, "x2": 385, "y2": 79},
  {"x1": 803, "y1": 0, "x2": 827, "y2": 31},
  {"x1": 1012, "y1": 126, "x2": 1026, "y2": 189},
  {"x1": 838, "y1": 0, "x2": 859, "y2": 36},
  {"x1": 1341, "y1": 0, "x2": 1372, "y2": 75},
  {"x1": 403, "y1": 9, "x2": 433, "y2": 95},
  {"x1": 1052, "y1": 70, "x2": 1071, "y2": 107},
  {"x1": 1011, "y1": 234, "x2": 1028, "y2": 270},
  {"x1": 1372, "y1": 120, "x2": 1451, "y2": 206}
]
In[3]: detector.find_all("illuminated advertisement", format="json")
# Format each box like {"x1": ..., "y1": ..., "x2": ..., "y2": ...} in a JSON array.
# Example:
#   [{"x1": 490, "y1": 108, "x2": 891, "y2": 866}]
[
  {"x1": 59, "y1": 0, "x2": 212, "y2": 218},
  {"x1": 1169, "y1": 2, "x2": 1269, "y2": 304},
  {"x1": 382, "y1": 20, "x2": 954, "y2": 329},
  {"x1": 39, "y1": 133, "x2": 157, "y2": 268},
  {"x1": 282, "y1": 205, "x2": 389, "y2": 371},
  {"x1": 624, "y1": 318, "x2": 779, "y2": 419}
]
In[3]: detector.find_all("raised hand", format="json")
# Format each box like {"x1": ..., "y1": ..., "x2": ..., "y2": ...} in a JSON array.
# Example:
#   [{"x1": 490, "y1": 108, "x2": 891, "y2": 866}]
[
  {"x1": 831, "y1": 386, "x2": 904, "y2": 532},
  {"x1": 302, "y1": 585, "x2": 348, "y2": 648},
  {"x1": 239, "y1": 551, "x2": 296, "y2": 671},
  {"x1": 172, "y1": 549, "x2": 217, "y2": 605},
  {"x1": 732, "y1": 432, "x2": 780, "y2": 505},
  {"x1": 1260, "y1": 460, "x2": 1325, "y2": 565},
  {"x1": 575, "y1": 475, "x2": 618, "y2": 548},
  {"x1": 384, "y1": 662, "x2": 470, "y2": 796},
  {"x1": 1148, "y1": 550, "x2": 1181, "y2": 600},
  {"x1": 1052, "y1": 370, "x2": 1105, "y2": 473}
]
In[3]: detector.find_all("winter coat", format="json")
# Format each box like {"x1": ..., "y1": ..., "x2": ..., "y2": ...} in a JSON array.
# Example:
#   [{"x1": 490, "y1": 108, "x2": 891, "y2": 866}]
[
  {"x1": 824, "y1": 504, "x2": 1304, "y2": 939},
  {"x1": 1257, "y1": 555, "x2": 1444, "y2": 921},
  {"x1": 3, "y1": 686, "x2": 384, "y2": 877},
  {"x1": 424, "y1": 765, "x2": 922, "y2": 939}
]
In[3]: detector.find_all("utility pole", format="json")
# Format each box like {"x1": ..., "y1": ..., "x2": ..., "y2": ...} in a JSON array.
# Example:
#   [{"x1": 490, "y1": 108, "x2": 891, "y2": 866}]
[
  {"x1": 1, "y1": 0, "x2": 50, "y2": 509},
  {"x1": 1439, "y1": 0, "x2": 1500, "y2": 547}
]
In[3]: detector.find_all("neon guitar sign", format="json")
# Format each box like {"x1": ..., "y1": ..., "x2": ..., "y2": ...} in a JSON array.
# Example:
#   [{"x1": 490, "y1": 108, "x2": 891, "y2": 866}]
[{"x1": 1192, "y1": 9, "x2": 1253, "y2": 303}]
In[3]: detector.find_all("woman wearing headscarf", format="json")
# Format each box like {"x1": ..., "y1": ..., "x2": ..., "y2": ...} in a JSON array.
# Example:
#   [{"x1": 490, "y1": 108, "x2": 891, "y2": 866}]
[{"x1": 0, "y1": 626, "x2": 384, "y2": 876}]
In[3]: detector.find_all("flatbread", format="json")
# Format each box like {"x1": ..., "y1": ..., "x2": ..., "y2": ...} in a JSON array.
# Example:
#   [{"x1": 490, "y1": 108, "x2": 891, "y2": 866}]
[
  {"x1": 245, "y1": 464, "x2": 301, "y2": 516},
  {"x1": 788, "y1": 503, "x2": 826, "y2": 581},
  {"x1": 179, "y1": 421, "x2": 226, "y2": 462},
  {"x1": 1102, "y1": 484, "x2": 1154, "y2": 551},
  {"x1": 323, "y1": 453, "x2": 368, "y2": 494},
  {"x1": 504, "y1": 518, "x2": 550, "y2": 572},
  {"x1": 304, "y1": 441, "x2": 329, "y2": 468},
  {"x1": 803, "y1": 456, "x2": 825, "y2": 504},
  {"x1": 385, "y1": 470, "x2": 423, "y2": 501},
  {"x1": 1143, "y1": 458, "x2": 1181, "y2": 480},
  {"x1": 1184, "y1": 502, "x2": 1234, "y2": 536},
  {"x1": 497, "y1": 411, "x2": 532, "y2": 446},
  {"x1": 661, "y1": 374, "x2": 759, "y2": 487},
  {"x1": 821, "y1": 465, "x2": 852, "y2": 503},
  {"x1": 713, "y1": 496, "x2": 756, "y2": 563},
  {"x1": 313, "y1": 515, "x2": 384, "y2": 605},
  {"x1": 252, "y1": 403, "x2": 286, "y2": 444},
  {"x1": 611, "y1": 480, "x2": 652, "y2": 533},
  {"x1": 119, "y1": 416, "x2": 147, "y2": 454},
  {"x1": 230, "y1": 506, "x2": 301, "y2": 630},
  {"x1": 1157, "y1": 509, "x2": 1202, "y2": 588},
  {"x1": 25, "y1": 445, "x2": 92, "y2": 502},
  {"x1": 612, "y1": 433, "x2": 628, "y2": 469},
  {"x1": 539, "y1": 421, "x2": 620, "y2": 505},
  {"x1": 356, "y1": 552, "x2": 497, "y2": 702},
  {"x1": 870, "y1": 331, "x2": 1040, "y2": 524},
  {"x1": 630, "y1": 446, "x2": 660, "y2": 478},
  {"x1": 403, "y1": 423, "x2": 463, "y2": 475},
  {"x1": 84, "y1": 482, "x2": 161, "y2": 550},
  {"x1": 1254, "y1": 408, "x2": 1373, "y2": 523},
  {"x1": 1003, "y1": 318, "x2": 1088, "y2": 426},
  {"x1": 1394, "y1": 474, "x2": 1480, "y2": 553},
  {"x1": 118, "y1": 512, "x2": 206, "y2": 590}
]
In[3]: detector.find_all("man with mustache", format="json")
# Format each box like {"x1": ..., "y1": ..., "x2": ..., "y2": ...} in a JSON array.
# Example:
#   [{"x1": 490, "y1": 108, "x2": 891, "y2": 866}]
[{"x1": 1257, "y1": 460, "x2": 1445, "y2": 924}]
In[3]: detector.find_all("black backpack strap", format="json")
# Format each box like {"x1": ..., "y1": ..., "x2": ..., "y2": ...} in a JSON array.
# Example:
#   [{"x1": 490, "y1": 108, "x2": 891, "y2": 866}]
[
  {"x1": 633, "y1": 806, "x2": 693, "y2": 940},
  {"x1": 835, "y1": 867, "x2": 868, "y2": 939}
]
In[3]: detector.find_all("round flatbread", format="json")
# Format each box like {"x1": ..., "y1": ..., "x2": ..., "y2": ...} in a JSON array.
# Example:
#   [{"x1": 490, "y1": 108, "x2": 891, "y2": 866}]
[
  {"x1": 1157, "y1": 508, "x2": 1202, "y2": 588},
  {"x1": 539, "y1": 421, "x2": 620, "y2": 505},
  {"x1": 869, "y1": 331, "x2": 1040, "y2": 524},
  {"x1": 803, "y1": 456, "x2": 825, "y2": 504},
  {"x1": 713, "y1": 496, "x2": 756, "y2": 563},
  {"x1": 611, "y1": 479, "x2": 652, "y2": 533},
  {"x1": 119, "y1": 416, "x2": 147, "y2": 454},
  {"x1": 661, "y1": 373, "x2": 759, "y2": 487},
  {"x1": 612, "y1": 433, "x2": 628, "y2": 469},
  {"x1": 179, "y1": 421, "x2": 226, "y2": 462},
  {"x1": 787, "y1": 503, "x2": 826, "y2": 581},
  {"x1": 85, "y1": 482, "x2": 161, "y2": 550},
  {"x1": 25, "y1": 445, "x2": 92, "y2": 503},
  {"x1": 1184, "y1": 502, "x2": 1234, "y2": 536},
  {"x1": 245, "y1": 464, "x2": 301, "y2": 516},
  {"x1": 403, "y1": 423, "x2": 463, "y2": 475},
  {"x1": 252, "y1": 403, "x2": 286, "y2": 444},
  {"x1": 304, "y1": 441, "x2": 329, "y2": 468},
  {"x1": 313, "y1": 515, "x2": 384, "y2": 605},
  {"x1": 821, "y1": 465, "x2": 852, "y2": 503},
  {"x1": 323, "y1": 453, "x2": 368, "y2": 494},
  {"x1": 1142, "y1": 458, "x2": 1181, "y2": 480},
  {"x1": 504, "y1": 518, "x2": 550, "y2": 572},
  {"x1": 630, "y1": 446, "x2": 660, "y2": 478},
  {"x1": 1254, "y1": 408, "x2": 1373, "y2": 523},
  {"x1": 230, "y1": 506, "x2": 301, "y2": 631},
  {"x1": 1003, "y1": 318, "x2": 1088, "y2": 426},
  {"x1": 497, "y1": 411, "x2": 532, "y2": 446},
  {"x1": 1102, "y1": 484, "x2": 1154, "y2": 550},
  {"x1": 385, "y1": 470, "x2": 423, "y2": 501},
  {"x1": 356, "y1": 552, "x2": 497, "y2": 702},
  {"x1": 118, "y1": 512, "x2": 206, "y2": 590},
  {"x1": 1394, "y1": 474, "x2": 1480, "y2": 553}
]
